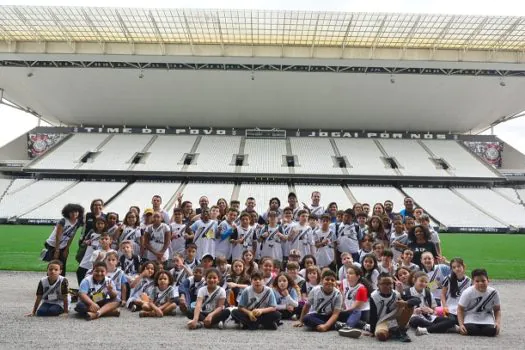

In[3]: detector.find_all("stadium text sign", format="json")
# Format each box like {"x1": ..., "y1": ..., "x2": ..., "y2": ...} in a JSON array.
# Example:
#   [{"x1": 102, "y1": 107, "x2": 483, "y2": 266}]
[{"x1": 74, "y1": 126, "x2": 455, "y2": 140}]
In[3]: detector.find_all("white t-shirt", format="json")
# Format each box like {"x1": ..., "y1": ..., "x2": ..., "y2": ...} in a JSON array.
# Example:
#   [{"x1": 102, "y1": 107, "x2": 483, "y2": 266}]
[
  {"x1": 197, "y1": 285, "x2": 227, "y2": 314},
  {"x1": 169, "y1": 222, "x2": 187, "y2": 258},
  {"x1": 459, "y1": 286, "x2": 500, "y2": 325},
  {"x1": 307, "y1": 285, "x2": 343, "y2": 316},
  {"x1": 145, "y1": 223, "x2": 170, "y2": 261}
]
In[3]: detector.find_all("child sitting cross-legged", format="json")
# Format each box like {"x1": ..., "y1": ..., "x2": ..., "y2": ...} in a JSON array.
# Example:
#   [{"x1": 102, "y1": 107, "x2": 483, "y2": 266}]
[
  {"x1": 231, "y1": 271, "x2": 282, "y2": 330},
  {"x1": 139, "y1": 270, "x2": 178, "y2": 317},
  {"x1": 187, "y1": 268, "x2": 231, "y2": 329},
  {"x1": 74, "y1": 261, "x2": 120, "y2": 320}
]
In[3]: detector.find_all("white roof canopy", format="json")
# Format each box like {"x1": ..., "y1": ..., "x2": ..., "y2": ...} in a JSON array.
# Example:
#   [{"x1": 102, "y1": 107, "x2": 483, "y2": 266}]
[{"x1": 0, "y1": 6, "x2": 524, "y2": 51}]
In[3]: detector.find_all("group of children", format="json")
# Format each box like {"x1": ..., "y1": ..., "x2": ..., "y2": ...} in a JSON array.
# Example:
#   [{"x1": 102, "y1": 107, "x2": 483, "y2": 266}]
[{"x1": 31, "y1": 193, "x2": 502, "y2": 342}]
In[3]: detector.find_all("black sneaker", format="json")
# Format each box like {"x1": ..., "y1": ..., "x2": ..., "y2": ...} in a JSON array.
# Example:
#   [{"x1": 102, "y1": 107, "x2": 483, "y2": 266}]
[
  {"x1": 270, "y1": 322, "x2": 279, "y2": 330},
  {"x1": 338, "y1": 327, "x2": 362, "y2": 339},
  {"x1": 334, "y1": 321, "x2": 347, "y2": 331},
  {"x1": 396, "y1": 332, "x2": 412, "y2": 343}
]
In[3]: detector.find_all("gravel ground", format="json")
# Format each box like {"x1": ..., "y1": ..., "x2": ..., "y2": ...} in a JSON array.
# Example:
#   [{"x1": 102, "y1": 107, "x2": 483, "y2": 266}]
[{"x1": 0, "y1": 271, "x2": 522, "y2": 350}]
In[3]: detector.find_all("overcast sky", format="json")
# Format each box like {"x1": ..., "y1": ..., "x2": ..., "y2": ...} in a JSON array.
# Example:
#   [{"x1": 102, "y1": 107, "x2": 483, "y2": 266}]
[{"x1": 1, "y1": 0, "x2": 525, "y2": 153}]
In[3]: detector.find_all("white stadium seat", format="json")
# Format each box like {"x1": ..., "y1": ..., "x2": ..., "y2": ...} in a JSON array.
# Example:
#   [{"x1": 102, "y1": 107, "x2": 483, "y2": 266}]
[
  {"x1": 185, "y1": 136, "x2": 240, "y2": 173},
  {"x1": 80, "y1": 135, "x2": 154, "y2": 171},
  {"x1": 242, "y1": 139, "x2": 289, "y2": 174},
  {"x1": 347, "y1": 185, "x2": 406, "y2": 211},
  {"x1": 290, "y1": 138, "x2": 342, "y2": 175},
  {"x1": 293, "y1": 184, "x2": 353, "y2": 209},
  {"x1": 422, "y1": 140, "x2": 500, "y2": 178},
  {"x1": 29, "y1": 133, "x2": 108, "y2": 170},
  {"x1": 166, "y1": 182, "x2": 235, "y2": 213},
  {"x1": 133, "y1": 135, "x2": 196, "y2": 172},
  {"x1": 335, "y1": 139, "x2": 397, "y2": 176},
  {"x1": 105, "y1": 181, "x2": 181, "y2": 218},
  {"x1": 378, "y1": 139, "x2": 449, "y2": 177},
  {"x1": 237, "y1": 183, "x2": 290, "y2": 212},
  {"x1": 402, "y1": 187, "x2": 505, "y2": 228},
  {"x1": 20, "y1": 181, "x2": 127, "y2": 220},
  {"x1": 453, "y1": 188, "x2": 525, "y2": 227},
  {"x1": 0, "y1": 179, "x2": 77, "y2": 219}
]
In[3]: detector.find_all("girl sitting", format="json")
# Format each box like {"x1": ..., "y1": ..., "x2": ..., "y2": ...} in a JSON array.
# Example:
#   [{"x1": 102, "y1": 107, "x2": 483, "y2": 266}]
[
  {"x1": 272, "y1": 272, "x2": 299, "y2": 320},
  {"x1": 187, "y1": 268, "x2": 231, "y2": 329},
  {"x1": 361, "y1": 254, "x2": 379, "y2": 290},
  {"x1": 127, "y1": 261, "x2": 158, "y2": 311},
  {"x1": 336, "y1": 265, "x2": 372, "y2": 338},
  {"x1": 140, "y1": 270, "x2": 178, "y2": 317},
  {"x1": 226, "y1": 260, "x2": 250, "y2": 306},
  {"x1": 402, "y1": 271, "x2": 456, "y2": 336},
  {"x1": 441, "y1": 258, "x2": 471, "y2": 324}
]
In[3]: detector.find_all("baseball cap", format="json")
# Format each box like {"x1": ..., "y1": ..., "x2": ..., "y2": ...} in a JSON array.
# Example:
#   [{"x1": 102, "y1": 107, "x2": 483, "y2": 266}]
[
  {"x1": 289, "y1": 249, "x2": 301, "y2": 258},
  {"x1": 201, "y1": 253, "x2": 214, "y2": 261},
  {"x1": 144, "y1": 208, "x2": 154, "y2": 215}
]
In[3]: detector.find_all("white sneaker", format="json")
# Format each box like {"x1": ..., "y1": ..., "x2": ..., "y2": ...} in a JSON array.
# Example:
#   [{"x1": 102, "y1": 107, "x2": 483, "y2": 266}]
[
  {"x1": 454, "y1": 325, "x2": 461, "y2": 333},
  {"x1": 416, "y1": 327, "x2": 429, "y2": 336},
  {"x1": 218, "y1": 321, "x2": 224, "y2": 330},
  {"x1": 363, "y1": 324, "x2": 371, "y2": 333},
  {"x1": 291, "y1": 314, "x2": 298, "y2": 321}
]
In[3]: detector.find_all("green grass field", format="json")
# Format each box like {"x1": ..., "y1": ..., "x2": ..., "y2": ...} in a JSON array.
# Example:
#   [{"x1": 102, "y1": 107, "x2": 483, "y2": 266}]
[{"x1": 0, "y1": 225, "x2": 523, "y2": 279}]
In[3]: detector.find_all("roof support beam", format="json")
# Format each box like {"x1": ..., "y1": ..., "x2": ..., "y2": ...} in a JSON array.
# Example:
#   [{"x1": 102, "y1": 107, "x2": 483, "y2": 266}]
[
  {"x1": 370, "y1": 15, "x2": 388, "y2": 59},
  {"x1": 148, "y1": 11, "x2": 165, "y2": 55},
  {"x1": 12, "y1": 7, "x2": 45, "y2": 42},
  {"x1": 181, "y1": 10, "x2": 194, "y2": 55},
  {"x1": 462, "y1": 17, "x2": 489, "y2": 51},
  {"x1": 310, "y1": 13, "x2": 320, "y2": 58},
  {"x1": 216, "y1": 11, "x2": 225, "y2": 56},
  {"x1": 115, "y1": 9, "x2": 135, "y2": 54},
  {"x1": 81, "y1": 9, "x2": 106, "y2": 53},
  {"x1": 430, "y1": 17, "x2": 455, "y2": 58},
  {"x1": 340, "y1": 14, "x2": 354, "y2": 58},
  {"x1": 490, "y1": 18, "x2": 524, "y2": 55},
  {"x1": 46, "y1": 8, "x2": 76, "y2": 52}
]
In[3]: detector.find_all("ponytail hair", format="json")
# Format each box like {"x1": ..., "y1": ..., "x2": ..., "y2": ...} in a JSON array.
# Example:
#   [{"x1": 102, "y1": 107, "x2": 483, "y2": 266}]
[{"x1": 449, "y1": 257, "x2": 465, "y2": 298}]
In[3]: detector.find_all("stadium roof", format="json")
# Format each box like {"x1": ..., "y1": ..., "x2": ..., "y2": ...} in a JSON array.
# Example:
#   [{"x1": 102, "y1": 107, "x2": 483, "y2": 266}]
[
  {"x1": 0, "y1": 7, "x2": 524, "y2": 51},
  {"x1": 0, "y1": 6, "x2": 524, "y2": 133}
]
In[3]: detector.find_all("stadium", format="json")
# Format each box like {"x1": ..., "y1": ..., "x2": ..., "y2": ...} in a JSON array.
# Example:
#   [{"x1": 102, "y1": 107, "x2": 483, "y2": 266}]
[{"x1": 0, "y1": 5, "x2": 524, "y2": 349}]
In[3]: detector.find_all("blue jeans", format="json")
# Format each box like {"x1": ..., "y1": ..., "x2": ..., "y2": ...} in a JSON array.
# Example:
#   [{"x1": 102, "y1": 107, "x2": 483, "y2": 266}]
[
  {"x1": 343, "y1": 309, "x2": 369, "y2": 327},
  {"x1": 36, "y1": 303, "x2": 64, "y2": 316}
]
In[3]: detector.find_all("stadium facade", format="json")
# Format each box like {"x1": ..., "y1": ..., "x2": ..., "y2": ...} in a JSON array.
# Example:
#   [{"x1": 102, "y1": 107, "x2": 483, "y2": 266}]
[{"x1": 1, "y1": 6, "x2": 525, "y2": 232}]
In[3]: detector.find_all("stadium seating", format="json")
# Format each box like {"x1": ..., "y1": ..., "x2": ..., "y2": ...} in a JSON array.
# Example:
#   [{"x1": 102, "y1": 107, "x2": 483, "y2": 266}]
[
  {"x1": 289, "y1": 138, "x2": 342, "y2": 175},
  {"x1": 492, "y1": 187, "x2": 521, "y2": 204},
  {"x1": 29, "y1": 133, "x2": 109, "y2": 170},
  {"x1": 378, "y1": 139, "x2": 449, "y2": 177},
  {"x1": 293, "y1": 184, "x2": 353, "y2": 209},
  {"x1": 334, "y1": 139, "x2": 397, "y2": 176},
  {"x1": 402, "y1": 187, "x2": 506, "y2": 229},
  {"x1": 347, "y1": 185, "x2": 406, "y2": 211},
  {"x1": 0, "y1": 178, "x2": 13, "y2": 197},
  {"x1": 166, "y1": 182, "x2": 235, "y2": 213},
  {"x1": 80, "y1": 135, "x2": 154, "y2": 171},
  {"x1": 241, "y1": 139, "x2": 289, "y2": 174},
  {"x1": 104, "y1": 181, "x2": 181, "y2": 218},
  {"x1": 237, "y1": 183, "x2": 291, "y2": 211},
  {"x1": 453, "y1": 188, "x2": 525, "y2": 227},
  {"x1": 422, "y1": 140, "x2": 500, "y2": 178},
  {"x1": 19, "y1": 181, "x2": 127, "y2": 220},
  {"x1": 26, "y1": 134, "x2": 504, "y2": 180},
  {"x1": 185, "y1": 136, "x2": 240, "y2": 173},
  {"x1": 0, "y1": 179, "x2": 77, "y2": 219},
  {"x1": 132, "y1": 135, "x2": 196, "y2": 172}
]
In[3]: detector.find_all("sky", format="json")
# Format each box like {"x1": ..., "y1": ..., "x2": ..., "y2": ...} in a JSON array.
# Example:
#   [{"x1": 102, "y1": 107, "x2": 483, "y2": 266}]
[{"x1": 1, "y1": 0, "x2": 525, "y2": 152}]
